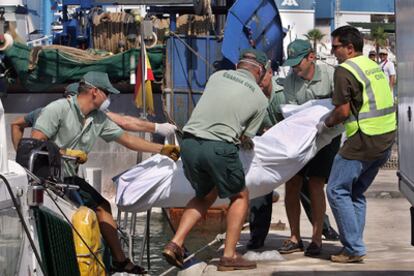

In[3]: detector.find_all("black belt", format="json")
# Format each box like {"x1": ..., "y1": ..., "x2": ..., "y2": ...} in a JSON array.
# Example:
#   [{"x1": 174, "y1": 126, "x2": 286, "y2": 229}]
[{"x1": 182, "y1": 132, "x2": 197, "y2": 139}]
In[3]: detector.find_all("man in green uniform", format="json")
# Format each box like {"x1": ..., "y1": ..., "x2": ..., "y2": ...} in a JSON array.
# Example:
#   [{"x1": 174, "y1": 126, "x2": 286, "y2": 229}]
[
  {"x1": 248, "y1": 65, "x2": 339, "y2": 250},
  {"x1": 31, "y1": 71, "x2": 180, "y2": 274},
  {"x1": 278, "y1": 39, "x2": 341, "y2": 257},
  {"x1": 163, "y1": 49, "x2": 269, "y2": 271},
  {"x1": 321, "y1": 25, "x2": 396, "y2": 263},
  {"x1": 247, "y1": 66, "x2": 285, "y2": 249},
  {"x1": 11, "y1": 81, "x2": 176, "y2": 151}
]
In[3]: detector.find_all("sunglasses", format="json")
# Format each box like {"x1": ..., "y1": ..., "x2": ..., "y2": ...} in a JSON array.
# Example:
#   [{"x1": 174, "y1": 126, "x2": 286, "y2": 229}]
[{"x1": 331, "y1": 44, "x2": 344, "y2": 50}]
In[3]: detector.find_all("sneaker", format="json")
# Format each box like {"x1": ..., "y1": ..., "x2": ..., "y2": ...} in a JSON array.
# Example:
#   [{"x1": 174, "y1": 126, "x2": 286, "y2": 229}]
[
  {"x1": 304, "y1": 242, "x2": 322, "y2": 256},
  {"x1": 330, "y1": 252, "x2": 365, "y2": 263},
  {"x1": 163, "y1": 241, "x2": 184, "y2": 268},
  {"x1": 217, "y1": 255, "x2": 257, "y2": 271},
  {"x1": 323, "y1": 226, "x2": 340, "y2": 241},
  {"x1": 278, "y1": 239, "x2": 304, "y2": 254}
]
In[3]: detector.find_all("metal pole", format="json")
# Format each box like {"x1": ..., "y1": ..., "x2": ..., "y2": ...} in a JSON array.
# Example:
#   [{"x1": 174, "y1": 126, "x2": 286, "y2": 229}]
[
  {"x1": 140, "y1": 22, "x2": 147, "y2": 119},
  {"x1": 335, "y1": 0, "x2": 341, "y2": 29},
  {"x1": 138, "y1": 209, "x2": 151, "y2": 266},
  {"x1": 146, "y1": 209, "x2": 151, "y2": 270},
  {"x1": 170, "y1": 13, "x2": 176, "y2": 118}
]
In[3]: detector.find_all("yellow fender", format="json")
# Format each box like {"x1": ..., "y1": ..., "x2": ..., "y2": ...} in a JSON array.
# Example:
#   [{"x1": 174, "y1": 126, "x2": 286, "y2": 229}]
[{"x1": 72, "y1": 206, "x2": 105, "y2": 276}]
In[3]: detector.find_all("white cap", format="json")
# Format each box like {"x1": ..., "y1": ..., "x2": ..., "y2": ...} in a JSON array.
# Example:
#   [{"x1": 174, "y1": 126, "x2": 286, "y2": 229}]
[{"x1": 379, "y1": 48, "x2": 388, "y2": 55}]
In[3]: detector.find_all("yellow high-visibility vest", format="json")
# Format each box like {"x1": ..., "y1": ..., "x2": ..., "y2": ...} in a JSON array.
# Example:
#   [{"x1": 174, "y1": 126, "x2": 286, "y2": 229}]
[{"x1": 339, "y1": 56, "x2": 396, "y2": 137}]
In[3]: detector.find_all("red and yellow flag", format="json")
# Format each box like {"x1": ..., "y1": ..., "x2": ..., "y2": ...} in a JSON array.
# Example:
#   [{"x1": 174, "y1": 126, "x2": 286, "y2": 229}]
[{"x1": 134, "y1": 47, "x2": 155, "y2": 115}]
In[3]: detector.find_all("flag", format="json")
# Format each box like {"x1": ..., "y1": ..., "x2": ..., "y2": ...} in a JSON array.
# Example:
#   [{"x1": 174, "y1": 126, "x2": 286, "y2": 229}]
[{"x1": 134, "y1": 46, "x2": 155, "y2": 115}]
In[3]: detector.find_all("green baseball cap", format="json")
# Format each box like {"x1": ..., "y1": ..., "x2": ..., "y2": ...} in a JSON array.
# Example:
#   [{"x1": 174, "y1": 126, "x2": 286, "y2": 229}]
[
  {"x1": 81, "y1": 71, "x2": 120, "y2": 94},
  {"x1": 65, "y1": 82, "x2": 79, "y2": 96},
  {"x1": 239, "y1": 48, "x2": 269, "y2": 67},
  {"x1": 283, "y1": 39, "x2": 312, "y2": 67}
]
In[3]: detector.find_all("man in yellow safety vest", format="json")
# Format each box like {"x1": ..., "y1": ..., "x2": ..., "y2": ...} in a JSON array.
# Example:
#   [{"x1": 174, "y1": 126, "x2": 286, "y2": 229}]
[{"x1": 317, "y1": 25, "x2": 396, "y2": 263}]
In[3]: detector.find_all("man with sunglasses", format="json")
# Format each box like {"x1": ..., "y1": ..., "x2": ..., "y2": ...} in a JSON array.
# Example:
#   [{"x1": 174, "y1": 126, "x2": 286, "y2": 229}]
[
  {"x1": 163, "y1": 49, "x2": 269, "y2": 271},
  {"x1": 31, "y1": 71, "x2": 180, "y2": 274},
  {"x1": 378, "y1": 48, "x2": 396, "y2": 93},
  {"x1": 319, "y1": 25, "x2": 396, "y2": 263},
  {"x1": 278, "y1": 39, "x2": 341, "y2": 257}
]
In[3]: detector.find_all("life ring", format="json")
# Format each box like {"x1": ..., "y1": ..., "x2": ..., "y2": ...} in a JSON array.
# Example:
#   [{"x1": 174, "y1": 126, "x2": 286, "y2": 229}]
[{"x1": 138, "y1": 31, "x2": 158, "y2": 49}]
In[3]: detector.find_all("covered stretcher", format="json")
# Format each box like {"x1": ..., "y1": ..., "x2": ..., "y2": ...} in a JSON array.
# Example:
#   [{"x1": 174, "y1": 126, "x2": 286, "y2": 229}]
[{"x1": 114, "y1": 100, "x2": 343, "y2": 212}]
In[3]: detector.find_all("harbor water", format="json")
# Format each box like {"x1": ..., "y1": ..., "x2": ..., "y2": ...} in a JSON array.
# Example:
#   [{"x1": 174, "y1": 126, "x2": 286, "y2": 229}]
[{"x1": 121, "y1": 210, "x2": 224, "y2": 276}]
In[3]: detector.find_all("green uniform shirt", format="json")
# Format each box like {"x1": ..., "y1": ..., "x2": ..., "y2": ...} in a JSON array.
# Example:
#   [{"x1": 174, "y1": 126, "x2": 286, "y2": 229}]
[
  {"x1": 261, "y1": 77, "x2": 286, "y2": 131},
  {"x1": 34, "y1": 96, "x2": 124, "y2": 176},
  {"x1": 284, "y1": 63, "x2": 334, "y2": 105},
  {"x1": 183, "y1": 69, "x2": 268, "y2": 144}
]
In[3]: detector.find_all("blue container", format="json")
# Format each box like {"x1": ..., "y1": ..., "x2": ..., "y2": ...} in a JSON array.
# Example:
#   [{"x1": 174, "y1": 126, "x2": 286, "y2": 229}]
[
  {"x1": 166, "y1": 35, "x2": 223, "y2": 128},
  {"x1": 166, "y1": 0, "x2": 284, "y2": 128},
  {"x1": 222, "y1": 0, "x2": 285, "y2": 67}
]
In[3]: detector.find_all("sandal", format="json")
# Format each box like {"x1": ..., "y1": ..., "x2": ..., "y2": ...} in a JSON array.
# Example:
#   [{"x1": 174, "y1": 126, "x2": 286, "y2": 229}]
[
  {"x1": 278, "y1": 239, "x2": 304, "y2": 254},
  {"x1": 217, "y1": 254, "x2": 257, "y2": 271},
  {"x1": 162, "y1": 241, "x2": 184, "y2": 268},
  {"x1": 111, "y1": 258, "x2": 147, "y2": 275}
]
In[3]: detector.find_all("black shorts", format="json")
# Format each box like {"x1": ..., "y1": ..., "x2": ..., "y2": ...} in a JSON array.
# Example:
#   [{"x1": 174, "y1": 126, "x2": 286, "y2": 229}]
[
  {"x1": 298, "y1": 135, "x2": 341, "y2": 182},
  {"x1": 64, "y1": 176, "x2": 108, "y2": 210}
]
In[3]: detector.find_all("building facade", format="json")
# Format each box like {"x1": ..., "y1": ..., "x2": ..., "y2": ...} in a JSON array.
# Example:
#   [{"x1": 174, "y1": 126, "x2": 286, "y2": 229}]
[{"x1": 276, "y1": 0, "x2": 395, "y2": 60}]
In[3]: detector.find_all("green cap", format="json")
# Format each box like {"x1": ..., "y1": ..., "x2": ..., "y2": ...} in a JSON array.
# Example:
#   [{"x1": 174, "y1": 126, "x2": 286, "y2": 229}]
[
  {"x1": 283, "y1": 39, "x2": 312, "y2": 67},
  {"x1": 81, "y1": 71, "x2": 120, "y2": 94},
  {"x1": 65, "y1": 82, "x2": 79, "y2": 96},
  {"x1": 239, "y1": 48, "x2": 268, "y2": 67}
]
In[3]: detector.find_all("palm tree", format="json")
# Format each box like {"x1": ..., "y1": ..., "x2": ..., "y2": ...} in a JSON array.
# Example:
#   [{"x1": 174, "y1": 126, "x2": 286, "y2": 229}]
[
  {"x1": 304, "y1": 28, "x2": 325, "y2": 55},
  {"x1": 371, "y1": 27, "x2": 388, "y2": 62}
]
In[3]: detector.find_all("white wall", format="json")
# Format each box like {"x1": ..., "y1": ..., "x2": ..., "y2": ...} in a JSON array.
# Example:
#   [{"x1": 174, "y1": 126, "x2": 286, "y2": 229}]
[
  {"x1": 278, "y1": 10, "x2": 314, "y2": 75},
  {"x1": 337, "y1": 13, "x2": 371, "y2": 28},
  {"x1": 279, "y1": 10, "x2": 315, "y2": 54},
  {"x1": 2, "y1": 0, "x2": 23, "y2": 5},
  {"x1": 280, "y1": 10, "x2": 315, "y2": 42}
]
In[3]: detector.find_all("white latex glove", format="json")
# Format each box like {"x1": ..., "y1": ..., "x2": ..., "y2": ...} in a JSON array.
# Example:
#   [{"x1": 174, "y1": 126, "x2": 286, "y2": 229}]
[
  {"x1": 316, "y1": 121, "x2": 330, "y2": 135},
  {"x1": 154, "y1": 123, "x2": 177, "y2": 137}
]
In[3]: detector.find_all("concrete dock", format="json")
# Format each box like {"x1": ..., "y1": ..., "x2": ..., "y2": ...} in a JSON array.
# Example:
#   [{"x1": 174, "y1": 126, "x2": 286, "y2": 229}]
[{"x1": 178, "y1": 169, "x2": 414, "y2": 275}]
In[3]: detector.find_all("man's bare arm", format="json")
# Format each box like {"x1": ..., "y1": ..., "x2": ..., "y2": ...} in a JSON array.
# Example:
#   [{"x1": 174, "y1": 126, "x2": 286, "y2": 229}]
[
  {"x1": 31, "y1": 129, "x2": 88, "y2": 163},
  {"x1": 389, "y1": 75, "x2": 396, "y2": 90},
  {"x1": 115, "y1": 132, "x2": 162, "y2": 153},
  {"x1": 116, "y1": 132, "x2": 180, "y2": 161},
  {"x1": 324, "y1": 102, "x2": 351, "y2": 127},
  {"x1": 106, "y1": 112, "x2": 155, "y2": 133},
  {"x1": 11, "y1": 116, "x2": 28, "y2": 150}
]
